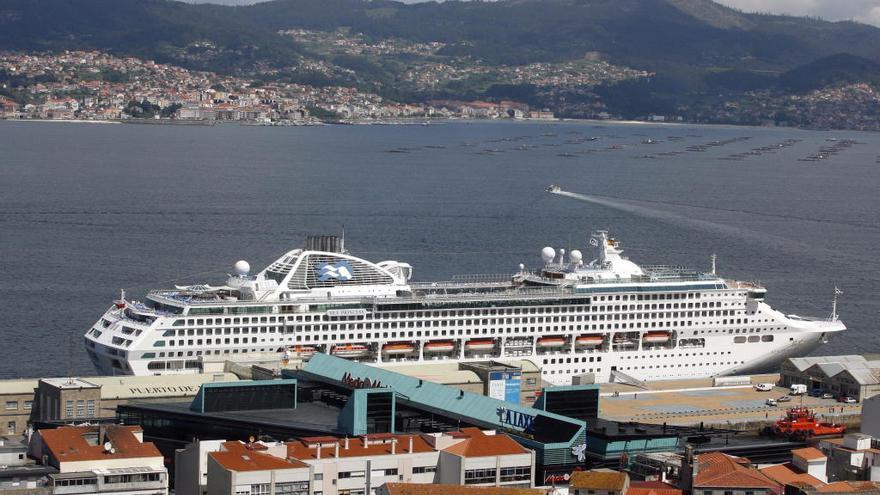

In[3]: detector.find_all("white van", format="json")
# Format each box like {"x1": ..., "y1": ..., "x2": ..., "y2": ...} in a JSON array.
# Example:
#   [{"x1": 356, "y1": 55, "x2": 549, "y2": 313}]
[
  {"x1": 755, "y1": 383, "x2": 774, "y2": 392},
  {"x1": 790, "y1": 384, "x2": 808, "y2": 395}
]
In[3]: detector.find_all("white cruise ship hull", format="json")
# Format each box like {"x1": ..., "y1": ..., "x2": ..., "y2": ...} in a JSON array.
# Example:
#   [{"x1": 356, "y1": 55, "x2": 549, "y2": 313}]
[{"x1": 82, "y1": 233, "x2": 847, "y2": 384}]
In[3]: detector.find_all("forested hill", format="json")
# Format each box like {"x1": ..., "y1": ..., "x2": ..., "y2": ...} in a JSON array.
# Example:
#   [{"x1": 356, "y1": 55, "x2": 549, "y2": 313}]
[
  {"x1": 3, "y1": 0, "x2": 880, "y2": 117},
  {"x1": 3, "y1": 0, "x2": 880, "y2": 75}
]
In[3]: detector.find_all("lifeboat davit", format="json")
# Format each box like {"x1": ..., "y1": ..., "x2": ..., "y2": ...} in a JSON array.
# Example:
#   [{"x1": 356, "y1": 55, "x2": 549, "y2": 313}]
[
  {"x1": 537, "y1": 337, "x2": 566, "y2": 348},
  {"x1": 424, "y1": 341, "x2": 455, "y2": 353},
  {"x1": 382, "y1": 342, "x2": 416, "y2": 355},
  {"x1": 643, "y1": 331, "x2": 671, "y2": 343},
  {"x1": 464, "y1": 339, "x2": 495, "y2": 351},
  {"x1": 575, "y1": 335, "x2": 604, "y2": 347},
  {"x1": 331, "y1": 344, "x2": 371, "y2": 358}
]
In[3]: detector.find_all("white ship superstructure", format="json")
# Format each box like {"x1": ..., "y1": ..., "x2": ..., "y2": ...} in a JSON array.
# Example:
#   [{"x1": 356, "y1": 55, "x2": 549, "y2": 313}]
[{"x1": 84, "y1": 232, "x2": 846, "y2": 385}]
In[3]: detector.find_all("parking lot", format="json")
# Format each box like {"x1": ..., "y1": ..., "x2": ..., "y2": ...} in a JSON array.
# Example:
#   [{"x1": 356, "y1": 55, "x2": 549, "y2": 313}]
[{"x1": 598, "y1": 374, "x2": 863, "y2": 428}]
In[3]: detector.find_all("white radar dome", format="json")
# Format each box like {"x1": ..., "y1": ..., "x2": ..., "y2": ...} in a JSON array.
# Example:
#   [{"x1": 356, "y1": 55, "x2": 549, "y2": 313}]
[
  {"x1": 570, "y1": 250, "x2": 583, "y2": 264},
  {"x1": 234, "y1": 260, "x2": 251, "y2": 276},
  {"x1": 541, "y1": 247, "x2": 556, "y2": 263}
]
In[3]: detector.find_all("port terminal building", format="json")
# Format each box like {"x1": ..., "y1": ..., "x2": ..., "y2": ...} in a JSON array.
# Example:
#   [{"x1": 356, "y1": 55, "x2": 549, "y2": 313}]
[{"x1": 114, "y1": 354, "x2": 744, "y2": 485}]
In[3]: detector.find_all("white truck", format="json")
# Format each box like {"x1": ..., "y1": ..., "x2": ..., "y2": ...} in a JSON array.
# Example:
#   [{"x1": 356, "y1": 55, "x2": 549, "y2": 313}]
[
  {"x1": 790, "y1": 384, "x2": 808, "y2": 395},
  {"x1": 755, "y1": 383, "x2": 775, "y2": 392}
]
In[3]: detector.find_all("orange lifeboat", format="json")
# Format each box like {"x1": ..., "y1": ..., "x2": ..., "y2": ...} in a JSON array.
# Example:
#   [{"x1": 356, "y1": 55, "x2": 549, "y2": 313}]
[
  {"x1": 331, "y1": 344, "x2": 370, "y2": 358},
  {"x1": 279, "y1": 345, "x2": 316, "y2": 357},
  {"x1": 536, "y1": 336, "x2": 566, "y2": 348},
  {"x1": 424, "y1": 341, "x2": 455, "y2": 353},
  {"x1": 464, "y1": 339, "x2": 495, "y2": 351},
  {"x1": 575, "y1": 334, "x2": 604, "y2": 347},
  {"x1": 382, "y1": 342, "x2": 416, "y2": 355},
  {"x1": 643, "y1": 331, "x2": 671, "y2": 344}
]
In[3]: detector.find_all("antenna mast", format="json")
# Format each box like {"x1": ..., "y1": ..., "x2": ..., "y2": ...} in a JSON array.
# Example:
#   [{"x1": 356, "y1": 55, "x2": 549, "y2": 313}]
[
  {"x1": 831, "y1": 286, "x2": 842, "y2": 321},
  {"x1": 711, "y1": 254, "x2": 717, "y2": 276}
]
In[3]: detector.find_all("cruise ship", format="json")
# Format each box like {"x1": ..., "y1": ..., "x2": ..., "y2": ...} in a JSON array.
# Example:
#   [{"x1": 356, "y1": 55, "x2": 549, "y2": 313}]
[{"x1": 84, "y1": 232, "x2": 846, "y2": 384}]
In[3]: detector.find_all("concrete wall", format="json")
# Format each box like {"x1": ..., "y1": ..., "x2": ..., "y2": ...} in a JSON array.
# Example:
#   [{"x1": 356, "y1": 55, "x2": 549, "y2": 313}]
[
  {"x1": 206, "y1": 455, "x2": 234, "y2": 495},
  {"x1": 60, "y1": 455, "x2": 165, "y2": 474},
  {"x1": 175, "y1": 439, "x2": 225, "y2": 495},
  {"x1": 863, "y1": 396, "x2": 880, "y2": 439}
]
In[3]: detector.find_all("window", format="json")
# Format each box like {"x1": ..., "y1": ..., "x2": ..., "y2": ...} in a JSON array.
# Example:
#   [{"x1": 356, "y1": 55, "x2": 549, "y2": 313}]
[
  {"x1": 4, "y1": 401, "x2": 17, "y2": 410},
  {"x1": 65, "y1": 400, "x2": 74, "y2": 418},
  {"x1": 76, "y1": 400, "x2": 85, "y2": 417},
  {"x1": 104, "y1": 473, "x2": 161, "y2": 484},
  {"x1": 339, "y1": 471, "x2": 365, "y2": 479},
  {"x1": 413, "y1": 466, "x2": 437, "y2": 474},
  {"x1": 87, "y1": 400, "x2": 96, "y2": 417},
  {"x1": 500, "y1": 466, "x2": 531, "y2": 482},
  {"x1": 7, "y1": 421, "x2": 15, "y2": 435},
  {"x1": 23, "y1": 401, "x2": 32, "y2": 410},
  {"x1": 250, "y1": 484, "x2": 271, "y2": 495},
  {"x1": 464, "y1": 468, "x2": 496, "y2": 484},
  {"x1": 275, "y1": 481, "x2": 309, "y2": 495},
  {"x1": 314, "y1": 473, "x2": 323, "y2": 481}
]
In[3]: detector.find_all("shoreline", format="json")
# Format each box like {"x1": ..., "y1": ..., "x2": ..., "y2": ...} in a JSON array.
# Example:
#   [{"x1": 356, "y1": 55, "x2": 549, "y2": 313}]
[{"x1": 1, "y1": 116, "x2": 874, "y2": 134}]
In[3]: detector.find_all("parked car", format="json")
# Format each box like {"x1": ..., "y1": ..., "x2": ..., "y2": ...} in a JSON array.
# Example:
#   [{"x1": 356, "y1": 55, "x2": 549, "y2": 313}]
[
  {"x1": 821, "y1": 393, "x2": 835, "y2": 399},
  {"x1": 811, "y1": 388, "x2": 825, "y2": 397},
  {"x1": 755, "y1": 383, "x2": 774, "y2": 392},
  {"x1": 766, "y1": 398, "x2": 778, "y2": 406},
  {"x1": 777, "y1": 396, "x2": 792, "y2": 402},
  {"x1": 837, "y1": 396, "x2": 858, "y2": 403}
]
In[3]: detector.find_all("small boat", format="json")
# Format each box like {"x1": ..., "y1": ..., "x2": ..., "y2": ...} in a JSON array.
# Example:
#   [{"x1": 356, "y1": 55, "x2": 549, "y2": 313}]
[
  {"x1": 643, "y1": 331, "x2": 671, "y2": 344},
  {"x1": 537, "y1": 336, "x2": 566, "y2": 348},
  {"x1": 382, "y1": 342, "x2": 416, "y2": 355},
  {"x1": 331, "y1": 344, "x2": 371, "y2": 358},
  {"x1": 424, "y1": 341, "x2": 455, "y2": 353},
  {"x1": 464, "y1": 339, "x2": 495, "y2": 351},
  {"x1": 575, "y1": 334, "x2": 604, "y2": 347}
]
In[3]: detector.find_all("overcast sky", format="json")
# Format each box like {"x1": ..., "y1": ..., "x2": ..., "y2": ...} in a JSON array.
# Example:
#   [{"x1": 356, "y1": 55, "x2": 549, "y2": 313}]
[{"x1": 713, "y1": 0, "x2": 880, "y2": 26}]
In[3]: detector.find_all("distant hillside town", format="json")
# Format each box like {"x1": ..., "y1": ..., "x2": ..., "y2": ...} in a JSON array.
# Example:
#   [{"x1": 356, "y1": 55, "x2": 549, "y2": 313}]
[
  {"x1": 0, "y1": 51, "x2": 559, "y2": 124},
  {"x1": 3, "y1": 50, "x2": 880, "y2": 130}
]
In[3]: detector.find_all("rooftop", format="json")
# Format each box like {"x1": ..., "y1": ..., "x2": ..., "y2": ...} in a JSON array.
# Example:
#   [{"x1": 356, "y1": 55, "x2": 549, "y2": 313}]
[
  {"x1": 380, "y1": 483, "x2": 547, "y2": 495},
  {"x1": 286, "y1": 433, "x2": 435, "y2": 460},
  {"x1": 786, "y1": 356, "x2": 880, "y2": 385},
  {"x1": 40, "y1": 378, "x2": 99, "y2": 390},
  {"x1": 792, "y1": 447, "x2": 827, "y2": 461},
  {"x1": 759, "y1": 464, "x2": 824, "y2": 488},
  {"x1": 40, "y1": 425, "x2": 161, "y2": 463},
  {"x1": 693, "y1": 452, "x2": 781, "y2": 492},
  {"x1": 441, "y1": 428, "x2": 529, "y2": 458},
  {"x1": 569, "y1": 469, "x2": 629, "y2": 491},
  {"x1": 628, "y1": 481, "x2": 684, "y2": 495},
  {"x1": 210, "y1": 441, "x2": 308, "y2": 472}
]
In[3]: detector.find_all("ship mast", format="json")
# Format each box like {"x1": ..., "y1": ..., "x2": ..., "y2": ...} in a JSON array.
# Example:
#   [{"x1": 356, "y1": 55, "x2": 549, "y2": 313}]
[{"x1": 831, "y1": 286, "x2": 842, "y2": 322}]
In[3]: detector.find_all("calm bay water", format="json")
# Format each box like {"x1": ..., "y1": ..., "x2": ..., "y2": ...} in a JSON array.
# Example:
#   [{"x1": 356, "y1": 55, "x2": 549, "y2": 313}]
[{"x1": 0, "y1": 119, "x2": 878, "y2": 379}]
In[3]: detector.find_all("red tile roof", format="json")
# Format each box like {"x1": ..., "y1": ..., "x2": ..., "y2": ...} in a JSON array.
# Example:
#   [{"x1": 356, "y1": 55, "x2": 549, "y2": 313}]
[
  {"x1": 569, "y1": 470, "x2": 628, "y2": 491},
  {"x1": 286, "y1": 434, "x2": 435, "y2": 460},
  {"x1": 40, "y1": 425, "x2": 161, "y2": 463},
  {"x1": 441, "y1": 428, "x2": 528, "y2": 458},
  {"x1": 759, "y1": 464, "x2": 824, "y2": 488},
  {"x1": 792, "y1": 447, "x2": 827, "y2": 461},
  {"x1": 381, "y1": 483, "x2": 547, "y2": 495},
  {"x1": 693, "y1": 452, "x2": 782, "y2": 492},
  {"x1": 628, "y1": 481, "x2": 683, "y2": 495},
  {"x1": 210, "y1": 441, "x2": 308, "y2": 472}
]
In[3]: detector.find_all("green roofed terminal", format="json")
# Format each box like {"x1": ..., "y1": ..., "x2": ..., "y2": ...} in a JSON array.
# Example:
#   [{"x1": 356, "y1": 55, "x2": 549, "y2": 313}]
[{"x1": 116, "y1": 354, "x2": 741, "y2": 484}]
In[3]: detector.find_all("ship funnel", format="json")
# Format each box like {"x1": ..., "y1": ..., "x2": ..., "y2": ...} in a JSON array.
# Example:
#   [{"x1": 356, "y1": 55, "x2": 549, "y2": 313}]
[{"x1": 305, "y1": 235, "x2": 343, "y2": 253}]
